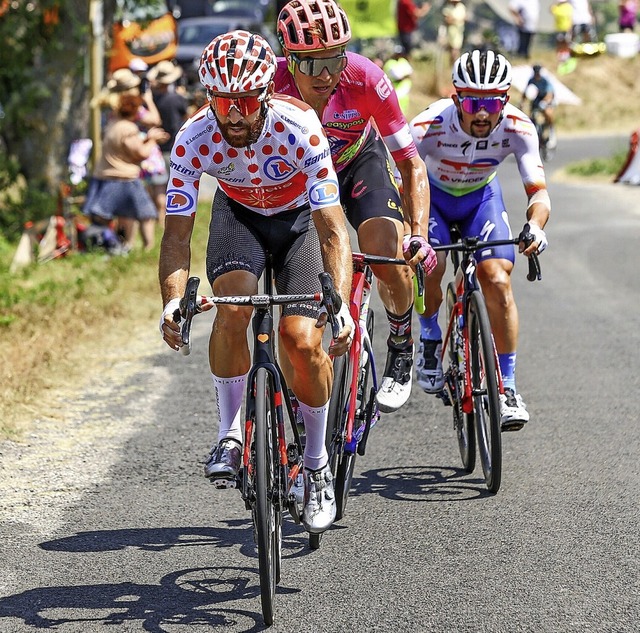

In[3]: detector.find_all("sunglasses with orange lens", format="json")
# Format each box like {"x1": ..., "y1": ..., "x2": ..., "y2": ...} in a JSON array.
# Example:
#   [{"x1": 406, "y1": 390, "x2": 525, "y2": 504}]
[{"x1": 210, "y1": 91, "x2": 265, "y2": 117}]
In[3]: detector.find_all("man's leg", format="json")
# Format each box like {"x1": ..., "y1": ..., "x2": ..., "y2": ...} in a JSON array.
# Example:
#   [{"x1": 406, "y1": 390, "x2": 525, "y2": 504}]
[
  {"x1": 280, "y1": 315, "x2": 336, "y2": 533},
  {"x1": 204, "y1": 270, "x2": 256, "y2": 485},
  {"x1": 477, "y1": 258, "x2": 529, "y2": 430},
  {"x1": 357, "y1": 216, "x2": 416, "y2": 413}
]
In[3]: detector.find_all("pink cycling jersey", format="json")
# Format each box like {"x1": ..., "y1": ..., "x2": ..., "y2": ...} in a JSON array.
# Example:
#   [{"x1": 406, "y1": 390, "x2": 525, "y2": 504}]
[
  {"x1": 409, "y1": 99, "x2": 547, "y2": 199},
  {"x1": 165, "y1": 95, "x2": 339, "y2": 217},
  {"x1": 274, "y1": 52, "x2": 417, "y2": 171}
]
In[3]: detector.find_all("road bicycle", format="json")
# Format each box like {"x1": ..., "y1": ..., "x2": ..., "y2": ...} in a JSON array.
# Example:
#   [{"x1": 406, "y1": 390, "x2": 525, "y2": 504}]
[
  {"x1": 531, "y1": 106, "x2": 556, "y2": 162},
  {"x1": 313, "y1": 251, "x2": 420, "y2": 549},
  {"x1": 435, "y1": 227, "x2": 541, "y2": 494},
  {"x1": 175, "y1": 260, "x2": 340, "y2": 626}
]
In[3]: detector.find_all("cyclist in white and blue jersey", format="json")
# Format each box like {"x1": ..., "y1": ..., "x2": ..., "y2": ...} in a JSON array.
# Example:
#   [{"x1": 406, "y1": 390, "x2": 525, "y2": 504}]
[{"x1": 408, "y1": 49, "x2": 550, "y2": 429}]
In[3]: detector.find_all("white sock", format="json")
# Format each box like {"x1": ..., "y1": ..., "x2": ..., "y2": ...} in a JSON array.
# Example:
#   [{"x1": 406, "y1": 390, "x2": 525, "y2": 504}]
[
  {"x1": 211, "y1": 373, "x2": 246, "y2": 445},
  {"x1": 298, "y1": 398, "x2": 329, "y2": 471}
]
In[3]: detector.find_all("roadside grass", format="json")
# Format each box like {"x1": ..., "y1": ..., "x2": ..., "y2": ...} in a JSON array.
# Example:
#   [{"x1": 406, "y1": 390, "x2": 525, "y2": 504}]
[
  {"x1": 564, "y1": 150, "x2": 627, "y2": 179},
  {"x1": 0, "y1": 208, "x2": 209, "y2": 440}
]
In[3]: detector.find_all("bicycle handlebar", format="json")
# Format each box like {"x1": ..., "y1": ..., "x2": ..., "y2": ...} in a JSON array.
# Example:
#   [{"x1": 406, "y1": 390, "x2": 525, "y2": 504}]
[
  {"x1": 174, "y1": 274, "x2": 341, "y2": 354},
  {"x1": 432, "y1": 232, "x2": 542, "y2": 283}
]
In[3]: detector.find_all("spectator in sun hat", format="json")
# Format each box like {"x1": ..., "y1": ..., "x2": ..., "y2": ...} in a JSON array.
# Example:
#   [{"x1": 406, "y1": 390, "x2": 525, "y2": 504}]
[{"x1": 147, "y1": 60, "x2": 189, "y2": 226}]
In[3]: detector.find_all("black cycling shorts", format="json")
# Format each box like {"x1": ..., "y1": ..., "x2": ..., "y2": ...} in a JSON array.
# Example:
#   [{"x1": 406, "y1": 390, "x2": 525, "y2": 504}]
[
  {"x1": 338, "y1": 128, "x2": 404, "y2": 231},
  {"x1": 206, "y1": 190, "x2": 323, "y2": 319}
]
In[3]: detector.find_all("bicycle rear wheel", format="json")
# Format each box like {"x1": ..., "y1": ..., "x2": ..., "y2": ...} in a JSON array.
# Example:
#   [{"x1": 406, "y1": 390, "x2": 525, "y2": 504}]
[
  {"x1": 446, "y1": 283, "x2": 475, "y2": 473},
  {"x1": 467, "y1": 291, "x2": 502, "y2": 493},
  {"x1": 254, "y1": 368, "x2": 282, "y2": 624}
]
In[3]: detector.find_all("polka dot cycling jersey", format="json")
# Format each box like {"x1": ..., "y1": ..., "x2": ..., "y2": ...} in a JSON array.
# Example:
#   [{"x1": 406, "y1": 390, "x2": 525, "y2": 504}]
[
  {"x1": 166, "y1": 95, "x2": 339, "y2": 217},
  {"x1": 409, "y1": 99, "x2": 547, "y2": 199},
  {"x1": 274, "y1": 52, "x2": 417, "y2": 172}
]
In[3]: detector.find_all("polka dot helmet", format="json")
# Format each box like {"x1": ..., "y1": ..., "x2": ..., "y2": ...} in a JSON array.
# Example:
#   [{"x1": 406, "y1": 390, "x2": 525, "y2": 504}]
[
  {"x1": 277, "y1": 0, "x2": 351, "y2": 52},
  {"x1": 199, "y1": 30, "x2": 276, "y2": 94}
]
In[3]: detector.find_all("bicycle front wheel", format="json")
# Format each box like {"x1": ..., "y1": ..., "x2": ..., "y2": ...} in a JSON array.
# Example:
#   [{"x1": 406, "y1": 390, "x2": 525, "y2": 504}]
[
  {"x1": 254, "y1": 368, "x2": 282, "y2": 624},
  {"x1": 467, "y1": 291, "x2": 502, "y2": 493},
  {"x1": 446, "y1": 282, "x2": 475, "y2": 473}
]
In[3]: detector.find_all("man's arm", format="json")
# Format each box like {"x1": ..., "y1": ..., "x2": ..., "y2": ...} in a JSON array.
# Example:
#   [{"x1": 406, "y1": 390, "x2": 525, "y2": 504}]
[
  {"x1": 312, "y1": 203, "x2": 354, "y2": 356},
  {"x1": 158, "y1": 214, "x2": 195, "y2": 350},
  {"x1": 395, "y1": 154, "x2": 430, "y2": 238},
  {"x1": 312, "y1": 204, "x2": 353, "y2": 305}
]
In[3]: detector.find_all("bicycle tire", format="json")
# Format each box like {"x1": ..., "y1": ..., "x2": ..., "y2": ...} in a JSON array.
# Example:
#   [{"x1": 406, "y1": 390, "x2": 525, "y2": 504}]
[
  {"x1": 446, "y1": 283, "x2": 475, "y2": 473},
  {"x1": 335, "y1": 308, "x2": 375, "y2": 517},
  {"x1": 327, "y1": 353, "x2": 351, "y2": 521},
  {"x1": 467, "y1": 291, "x2": 502, "y2": 493},
  {"x1": 254, "y1": 368, "x2": 281, "y2": 624}
]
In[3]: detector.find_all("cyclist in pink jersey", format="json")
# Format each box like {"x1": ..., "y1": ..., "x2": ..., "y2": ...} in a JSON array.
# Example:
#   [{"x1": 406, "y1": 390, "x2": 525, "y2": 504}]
[
  {"x1": 159, "y1": 31, "x2": 355, "y2": 534},
  {"x1": 275, "y1": 0, "x2": 437, "y2": 414},
  {"x1": 409, "y1": 49, "x2": 550, "y2": 430}
]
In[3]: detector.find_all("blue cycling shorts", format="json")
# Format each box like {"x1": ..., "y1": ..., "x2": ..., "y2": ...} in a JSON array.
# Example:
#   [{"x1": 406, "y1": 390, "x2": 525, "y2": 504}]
[{"x1": 429, "y1": 177, "x2": 515, "y2": 263}]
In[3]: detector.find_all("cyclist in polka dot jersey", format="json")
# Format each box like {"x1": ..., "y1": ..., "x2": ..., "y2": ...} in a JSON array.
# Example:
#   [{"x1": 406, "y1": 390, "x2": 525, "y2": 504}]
[{"x1": 159, "y1": 30, "x2": 354, "y2": 535}]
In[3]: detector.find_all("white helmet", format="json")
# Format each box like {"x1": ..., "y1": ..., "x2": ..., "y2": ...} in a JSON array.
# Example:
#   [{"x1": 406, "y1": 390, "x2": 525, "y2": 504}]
[
  {"x1": 199, "y1": 30, "x2": 276, "y2": 94},
  {"x1": 452, "y1": 49, "x2": 512, "y2": 93}
]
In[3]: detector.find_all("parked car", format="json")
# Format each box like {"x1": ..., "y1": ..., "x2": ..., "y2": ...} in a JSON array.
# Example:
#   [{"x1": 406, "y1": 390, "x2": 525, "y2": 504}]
[
  {"x1": 175, "y1": 16, "x2": 280, "y2": 89},
  {"x1": 170, "y1": 0, "x2": 270, "y2": 22}
]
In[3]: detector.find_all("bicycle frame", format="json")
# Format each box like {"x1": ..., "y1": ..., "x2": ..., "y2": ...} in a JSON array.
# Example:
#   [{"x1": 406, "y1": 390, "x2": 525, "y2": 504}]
[
  {"x1": 441, "y1": 251, "x2": 504, "y2": 412},
  {"x1": 240, "y1": 262, "x2": 305, "y2": 511},
  {"x1": 343, "y1": 254, "x2": 379, "y2": 449}
]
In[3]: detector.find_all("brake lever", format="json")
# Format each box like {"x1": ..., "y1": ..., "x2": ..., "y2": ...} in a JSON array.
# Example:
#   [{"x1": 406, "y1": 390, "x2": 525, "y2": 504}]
[
  {"x1": 518, "y1": 224, "x2": 542, "y2": 282},
  {"x1": 177, "y1": 276, "x2": 200, "y2": 355},
  {"x1": 318, "y1": 272, "x2": 342, "y2": 340},
  {"x1": 410, "y1": 239, "x2": 426, "y2": 314}
]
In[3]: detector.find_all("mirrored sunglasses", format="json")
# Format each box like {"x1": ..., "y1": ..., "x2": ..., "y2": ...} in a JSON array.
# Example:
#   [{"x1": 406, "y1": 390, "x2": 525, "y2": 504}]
[
  {"x1": 210, "y1": 91, "x2": 265, "y2": 117},
  {"x1": 459, "y1": 96, "x2": 507, "y2": 115},
  {"x1": 292, "y1": 53, "x2": 348, "y2": 77}
]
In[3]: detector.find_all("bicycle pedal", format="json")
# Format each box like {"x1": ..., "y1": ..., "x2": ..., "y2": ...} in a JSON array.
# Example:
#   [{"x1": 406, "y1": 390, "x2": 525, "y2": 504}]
[
  {"x1": 208, "y1": 477, "x2": 237, "y2": 489},
  {"x1": 436, "y1": 389, "x2": 452, "y2": 406}
]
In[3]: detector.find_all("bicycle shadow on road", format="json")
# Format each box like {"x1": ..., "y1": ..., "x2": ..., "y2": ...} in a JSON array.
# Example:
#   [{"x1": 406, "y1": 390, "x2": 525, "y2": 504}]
[
  {"x1": 351, "y1": 465, "x2": 494, "y2": 503},
  {"x1": 38, "y1": 520, "x2": 318, "y2": 563},
  {"x1": 0, "y1": 565, "x2": 279, "y2": 632}
]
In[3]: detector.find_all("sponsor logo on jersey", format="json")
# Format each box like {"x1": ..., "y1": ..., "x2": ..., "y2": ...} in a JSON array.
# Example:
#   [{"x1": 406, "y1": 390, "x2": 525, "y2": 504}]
[
  {"x1": 328, "y1": 136, "x2": 349, "y2": 156},
  {"x1": 166, "y1": 189, "x2": 195, "y2": 213},
  {"x1": 505, "y1": 127, "x2": 534, "y2": 137},
  {"x1": 304, "y1": 147, "x2": 331, "y2": 168},
  {"x1": 461, "y1": 140, "x2": 472, "y2": 155},
  {"x1": 387, "y1": 199, "x2": 399, "y2": 210},
  {"x1": 326, "y1": 118, "x2": 366, "y2": 130},
  {"x1": 437, "y1": 141, "x2": 458, "y2": 148},
  {"x1": 414, "y1": 116, "x2": 444, "y2": 133},
  {"x1": 185, "y1": 124, "x2": 214, "y2": 145},
  {"x1": 441, "y1": 157, "x2": 500, "y2": 171},
  {"x1": 439, "y1": 174, "x2": 486, "y2": 184},
  {"x1": 218, "y1": 163, "x2": 235, "y2": 176},
  {"x1": 351, "y1": 180, "x2": 367, "y2": 198},
  {"x1": 476, "y1": 140, "x2": 488, "y2": 150},
  {"x1": 334, "y1": 109, "x2": 361, "y2": 120},
  {"x1": 170, "y1": 160, "x2": 196, "y2": 176},
  {"x1": 309, "y1": 179, "x2": 339, "y2": 206},
  {"x1": 264, "y1": 156, "x2": 295, "y2": 181},
  {"x1": 374, "y1": 75, "x2": 393, "y2": 100},
  {"x1": 280, "y1": 114, "x2": 308, "y2": 133},
  {"x1": 334, "y1": 133, "x2": 366, "y2": 165}
]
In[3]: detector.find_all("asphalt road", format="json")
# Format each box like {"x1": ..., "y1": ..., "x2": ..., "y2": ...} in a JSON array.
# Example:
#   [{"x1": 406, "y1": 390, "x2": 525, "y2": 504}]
[{"x1": 1, "y1": 133, "x2": 639, "y2": 632}]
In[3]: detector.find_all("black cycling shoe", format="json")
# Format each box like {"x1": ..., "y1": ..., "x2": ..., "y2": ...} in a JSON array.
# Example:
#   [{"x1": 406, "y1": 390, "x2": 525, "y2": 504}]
[{"x1": 204, "y1": 437, "x2": 242, "y2": 488}]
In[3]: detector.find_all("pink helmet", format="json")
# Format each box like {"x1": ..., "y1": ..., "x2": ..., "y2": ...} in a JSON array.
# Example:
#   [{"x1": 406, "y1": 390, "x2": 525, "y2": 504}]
[
  {"x1": 277, "y1": 0, "x2": 351, "y2": 52},
  {"x1": 199, "y1": 30, "x2": 276, "y2": 94}
]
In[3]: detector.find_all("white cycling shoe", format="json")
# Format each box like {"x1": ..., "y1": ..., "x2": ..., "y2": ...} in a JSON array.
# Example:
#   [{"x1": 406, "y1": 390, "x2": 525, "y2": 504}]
[
  {"x1": 302, "y1": 464, "x2": 336, "y2": 534},
  {"x1": 500, "y1": 388, "x2": 530, "y2": 431},
  {"x1": 376, "y1": 342, "x2": 414, "y2": 413},
  {"x1": 416, "y1": 339, "x2": 445, "y2": 393}
]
